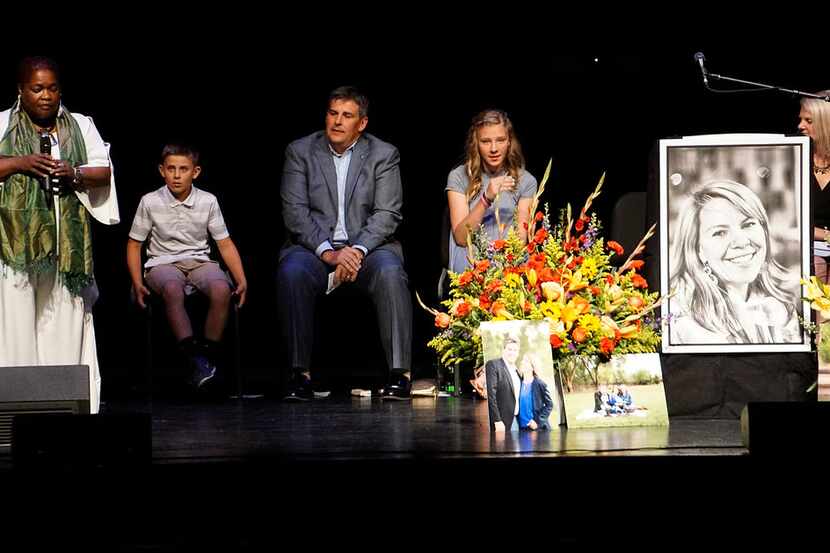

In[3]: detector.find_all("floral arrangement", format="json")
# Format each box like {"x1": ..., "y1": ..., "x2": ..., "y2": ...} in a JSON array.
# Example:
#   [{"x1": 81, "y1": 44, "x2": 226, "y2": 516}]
[{"x1": 419, "y1": 163, "x2": 663, "y2": 376}]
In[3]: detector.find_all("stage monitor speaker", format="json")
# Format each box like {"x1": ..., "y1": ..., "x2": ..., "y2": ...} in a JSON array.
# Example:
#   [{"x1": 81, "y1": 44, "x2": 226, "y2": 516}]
[
  {"x1": 11, "y1": 413, "x2": 151, "y2": 469},
  {"x1": 741, "y1": 402, "x2": 830, "y2": 456},
  {"x1": 0, "y1": 365, "x2": 91, "y2": 449}
]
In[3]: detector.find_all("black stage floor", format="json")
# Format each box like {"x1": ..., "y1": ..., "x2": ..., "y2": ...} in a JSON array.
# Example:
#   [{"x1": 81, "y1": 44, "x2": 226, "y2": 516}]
[
  {"x1": 113, "y1": 396, "x2": 746, "y2": 462},
  {"x1": 1, "y1": 396, "x2": 823, "y2": 549}
]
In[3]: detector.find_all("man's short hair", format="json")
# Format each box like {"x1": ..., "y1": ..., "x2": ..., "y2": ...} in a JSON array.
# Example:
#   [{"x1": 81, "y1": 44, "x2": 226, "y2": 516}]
[
  {"x1": 161, "y1": 144, "x2": 200, "y2": 165},
  {"x1": 503, "y1": 336, "x2": 520, "y2": 348},
  {"x1": 328, "y1": 86, "x2": 369, "y2": 118}
]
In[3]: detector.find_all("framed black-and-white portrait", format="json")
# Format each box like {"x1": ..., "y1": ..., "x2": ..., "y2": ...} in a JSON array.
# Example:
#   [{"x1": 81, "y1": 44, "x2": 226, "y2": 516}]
[{"x1": 659, "y1": 134, "x2": 811, "y2": 353}]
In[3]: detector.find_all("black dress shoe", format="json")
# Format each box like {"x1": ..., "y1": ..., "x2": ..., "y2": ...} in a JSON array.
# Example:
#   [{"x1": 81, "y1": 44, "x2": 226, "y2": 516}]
[
  {"x1": 381, "y1": 372, "x2": 411, "y2": 401},
  {"x1": 283, "y1": 373, "x2": 313, "y2": 402}
]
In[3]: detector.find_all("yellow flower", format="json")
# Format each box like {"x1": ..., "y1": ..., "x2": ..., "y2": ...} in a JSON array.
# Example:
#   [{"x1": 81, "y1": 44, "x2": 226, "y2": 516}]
[
  {"x1": 578, "y1": 314, "x2": 601, "y2": 333},
  {"x1": 540, "y1": 300, "x2": 562, "y2": 321},
  {"x1": 814, "y1": 297, "x2": 830, "y2": 319},
  {"x1": 581, "y1": 257, "x2": 598, "y2": 279},
  {"x1": 505, "y1": 273, "x2": 523, "y2": 289},
  {"x1": 566, "y1": 270, "x2": 588, "y2": 292},
  {"x1": 527, "y1": 268, "x2": 538, "y2": 288}
]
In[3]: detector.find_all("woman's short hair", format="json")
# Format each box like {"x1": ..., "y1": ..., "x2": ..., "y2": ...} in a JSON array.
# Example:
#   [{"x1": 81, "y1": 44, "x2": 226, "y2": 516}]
[{"x1": 17, "y1": 56, "x2": 60, "y2": 85}]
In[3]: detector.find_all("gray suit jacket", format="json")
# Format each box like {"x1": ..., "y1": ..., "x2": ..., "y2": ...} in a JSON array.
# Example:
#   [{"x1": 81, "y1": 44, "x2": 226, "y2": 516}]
[{"x1": 279, "y1": 131, "x2": 403, "y2": 261}]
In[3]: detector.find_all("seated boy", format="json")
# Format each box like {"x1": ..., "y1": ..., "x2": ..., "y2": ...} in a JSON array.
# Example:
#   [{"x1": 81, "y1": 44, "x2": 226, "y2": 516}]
[{"x1": 127, "y1": 144, "x2": 247, "y2": 388}]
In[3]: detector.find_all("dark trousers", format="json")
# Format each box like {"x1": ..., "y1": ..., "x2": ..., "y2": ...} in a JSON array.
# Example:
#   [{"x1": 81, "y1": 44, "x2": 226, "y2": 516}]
[{"x1": 277, "y1": 246, "x2": 412, "y2": 373}]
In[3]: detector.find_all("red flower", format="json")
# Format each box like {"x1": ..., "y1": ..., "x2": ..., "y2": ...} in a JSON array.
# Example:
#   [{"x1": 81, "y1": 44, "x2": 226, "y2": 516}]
[
  {"x1": 550, "y1": 335, "x2": 563, "y2": 348},
  {"x1": 607, "y1": 241, "x2": 624, "y2": 256},
  {"x1": 526, "y1": 242, "x2": 536, "y2": 254},
  {"x1": 590, "y1": 286, "x2": 601, "y2": 296},
  {"x1": 629, "y1": 260, "x2": 645, "y2": 271},
  {"x1": 458, "y1": 271, "x2": 473, "y2": 286},
  {"x1": 575, "y1": 256, "x2": 584, "y2": 265},
  {"x1": 535, "y1": 211, "x2": 544, "y2": 222},
  {"x1": 600, "y1": 337, "x2": 616, "y2": 356},
  {"x1": 605, "y1": 275, "x2": 615, "y2": 285},
  {"x1": 574, "y1": 219, "x2": 584, "y2": 232},
  {"x1": 533, "y1": 228, "x2": 549, "y2": 245},
  {"x1": 523, "y1": 222, "x2": 529, "y2": 230},
  {"x1": 523, "y1": 301, "x2": 532, "y2": 314},
  {"x1": 506, "y1": 253, "x2": 514, "y2": 263},
  {"x1": 479, "y1": 293, "x2": 492, "y2": 310},
  {"x1": 455, "y1": 302, "x2": 471, "y2": 318},
  {"x1": 631, "y1": 274, "x2": 648, "y2": 289},
  {"x1": 493, "y1": 239, "x2": 507, "y2": 251}
]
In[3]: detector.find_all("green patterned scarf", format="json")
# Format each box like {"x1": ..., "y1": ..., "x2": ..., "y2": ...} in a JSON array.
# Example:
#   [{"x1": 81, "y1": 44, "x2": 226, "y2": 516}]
[{"x1": 0, "y1": 102, "x2": 92, "y2": 295}]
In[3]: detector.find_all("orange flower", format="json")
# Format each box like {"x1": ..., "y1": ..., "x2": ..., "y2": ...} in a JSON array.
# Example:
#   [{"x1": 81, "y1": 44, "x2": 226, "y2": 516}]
[
  {"x1": 485, "y1": 279, "x2": 503, "y2": 294},
  {"x1": 607, "y1": 241, "x2": 624, "y2": 256},
  {"x1": 493, "y1": 239, "x2": 507, "y2": 251},
  {"x1": 571, "y1": 326, "x2": 588, "y2": 343},
  {"x1": 435, "y1": 312, "x2": 451, "y2": 328},
  {"x1": 550, "y1": 334, "x2": 563, "y2": 348},
  {"x1": 523, "y1": 301, "x2": 532, "y2": 314},
  {"x1": 605, "y1": 275, "x2": 615, "y2": 285},
  {"x1": 479, "y1": 293, "x2": 492, "y2": 310},
  {"x1": 600, "y1": 337, "x2": 616, "y2": 355},
  {"x1": 458, "y1": 272, "x2": 473, "y2": 286},
  {"x1": 533, "y1": 228, "x2": 549, "y2": 244},
  {"x1": 526, "y1": 242, "x2": 536, "y2": 254},
  {"x1": 538, "y1": 267, "x2": 556, "y2": 283},
  {"x1": 631, "y1": 274, "x2": 648, "y2": 289},
  {"x1": 491, "y1": 301, "x2": 511, "y2": 319},
  {"x1": 474, "y1": 260, "x2": 490, "y2": 273},
  {"x1": 454, "y1": 301, "x2": 472, "y2": 318},
  {"x1": 628, "y1": 296, "x2": 645, "y2": 310},
  {"x1": 629, "y1": 259, "x2": 645, "y2": 270},
  {"x1": 590, "y1": 286, "x2": 601, "y2": 296}
]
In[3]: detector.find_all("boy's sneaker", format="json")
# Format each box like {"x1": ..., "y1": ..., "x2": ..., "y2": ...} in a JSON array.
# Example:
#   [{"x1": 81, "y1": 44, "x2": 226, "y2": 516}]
[{"x1": 283, "y1": 372, "x2": 313, "y2": 402}]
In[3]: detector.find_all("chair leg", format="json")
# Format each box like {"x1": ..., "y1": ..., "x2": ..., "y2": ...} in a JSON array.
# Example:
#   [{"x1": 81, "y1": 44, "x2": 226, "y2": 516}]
[
  {"x1": 233, "y1": 303, "x2": 243, "y2": 398},
  {"x1": 145, "y1": 302, "x2": 154, "y2": 397}
]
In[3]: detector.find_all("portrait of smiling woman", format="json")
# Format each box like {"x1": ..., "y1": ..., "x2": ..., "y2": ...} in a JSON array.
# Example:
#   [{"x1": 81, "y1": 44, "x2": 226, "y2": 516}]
[{"x1": 668, "y1": 180, "x2": 801, "y2": 345}]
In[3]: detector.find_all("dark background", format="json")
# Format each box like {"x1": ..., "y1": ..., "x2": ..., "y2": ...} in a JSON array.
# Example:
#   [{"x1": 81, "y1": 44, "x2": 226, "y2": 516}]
[{"x1": 2, "y1": 35, "x2": 823, "y2": 399}]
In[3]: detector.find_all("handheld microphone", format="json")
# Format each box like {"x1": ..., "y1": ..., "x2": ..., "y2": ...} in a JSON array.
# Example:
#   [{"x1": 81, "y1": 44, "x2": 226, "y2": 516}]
[
  {"x1": 38, "y1": 131, "x2": 61, "y2": 200},
  {"x1": 694, "y1": 52, "x2": 709, "y2": 87}
]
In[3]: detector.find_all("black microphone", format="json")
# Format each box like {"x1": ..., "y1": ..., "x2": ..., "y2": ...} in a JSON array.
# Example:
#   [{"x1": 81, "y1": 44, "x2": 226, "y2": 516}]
[
  {"x1": 38, "y1": 131, "x2": 61, "y2": 201},
  {"x1": 694, "y1": 52, "x2": 709, "y2": 87}
]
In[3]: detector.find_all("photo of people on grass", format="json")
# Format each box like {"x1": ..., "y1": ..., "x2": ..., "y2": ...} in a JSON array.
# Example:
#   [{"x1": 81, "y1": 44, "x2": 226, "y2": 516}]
[{"x1": 559, "y1": 353, "x2": 669, "y2": 429}]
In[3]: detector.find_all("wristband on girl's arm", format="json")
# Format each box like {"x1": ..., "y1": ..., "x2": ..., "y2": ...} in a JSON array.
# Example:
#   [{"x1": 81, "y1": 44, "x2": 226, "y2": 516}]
[{"x1": 480, "y1": 193, "x2": 492, "y2": 209}]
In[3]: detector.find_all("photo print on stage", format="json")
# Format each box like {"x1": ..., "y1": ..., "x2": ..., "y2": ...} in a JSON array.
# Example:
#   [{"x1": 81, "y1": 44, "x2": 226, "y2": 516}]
[
  {"x1": 659, "y1": 134, "x2": 812, "y2": 353},
  {"x1": 480, "y1": 320, "x2": 558, "y2": 432},
  {"x1": 558, "y1": 353, "x2": 669, "y2": 429}
]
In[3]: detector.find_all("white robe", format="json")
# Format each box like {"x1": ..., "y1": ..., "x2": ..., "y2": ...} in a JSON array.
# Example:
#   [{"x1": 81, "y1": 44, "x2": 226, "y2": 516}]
[{"x1": 0, "y1": 106, "x2": 119, "y2": 413}]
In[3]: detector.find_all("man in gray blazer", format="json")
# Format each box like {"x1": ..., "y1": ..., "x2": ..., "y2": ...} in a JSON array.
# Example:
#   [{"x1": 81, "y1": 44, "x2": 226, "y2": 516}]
[{"x1": 278, "y1": 86, "x2": 412, "y2": 400}]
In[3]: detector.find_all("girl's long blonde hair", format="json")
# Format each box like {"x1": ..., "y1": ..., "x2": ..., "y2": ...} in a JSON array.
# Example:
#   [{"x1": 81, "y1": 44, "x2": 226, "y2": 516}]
[{"x1": 463, "y1": 109, "x2": 525, "y2": 201}]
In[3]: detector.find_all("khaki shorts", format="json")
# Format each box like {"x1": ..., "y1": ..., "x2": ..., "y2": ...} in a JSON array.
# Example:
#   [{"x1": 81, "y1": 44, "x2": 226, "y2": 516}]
[{"x1": 145, "y1": 259, "x2": 232, "y2": 296}]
